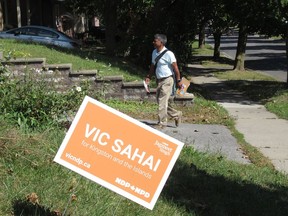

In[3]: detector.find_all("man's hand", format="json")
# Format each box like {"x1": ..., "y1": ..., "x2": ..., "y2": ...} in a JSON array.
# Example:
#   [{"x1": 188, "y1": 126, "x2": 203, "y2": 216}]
[
  {"x1": 145, "y1": 77, "x2": 150, "y2": 84},
  {"x1": 177, "y1": 81, "x2": 183, "y2": 89},
  {"x1": 144, "y1": 77, "x2": 150, "y2": 93},
  {"x1": 171, "y1": 62, "x2": 182, "y2": 89}
]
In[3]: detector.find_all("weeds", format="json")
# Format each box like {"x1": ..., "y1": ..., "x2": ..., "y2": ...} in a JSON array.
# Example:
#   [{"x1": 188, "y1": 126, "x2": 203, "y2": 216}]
[
  {"x1": 0, "y1": 123, "x2": 287, "y2": 216},
  {"x1": 0, "y1": 61, "x2": 90, "y2": 130},
  {"x1": 0, "y1": 41, "x2": 287, "y2": 215}
]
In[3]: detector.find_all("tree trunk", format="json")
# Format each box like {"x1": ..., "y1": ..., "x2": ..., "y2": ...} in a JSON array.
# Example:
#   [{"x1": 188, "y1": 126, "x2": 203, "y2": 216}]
[
  {"x1": 213, "y1": 31, "x2": 222, "y2": 59},
  {"x1": 0, "y1": 2, "x2": 3, "y2": 31},
  {"x1": 233, "y1": 24, "x2": 248, "y2": 71},
  {"x1": 198, "y1": 21, "x2": 206, "y2": 49},
  {"x1": 16, "y1": 0, "x2": 22, "y2": 27},
  {"x1": 276, "y1": 0, "x2": 288, "y2": 87},
  {"x1": 104, "y1": 0, "x2": 118, "y2": 56},
  {"x1": 286, "y1": 25, "x2": 288, "y2": 87},
  {"x1": 26, "y1": 0, "x2": 31, "y2": 25}
]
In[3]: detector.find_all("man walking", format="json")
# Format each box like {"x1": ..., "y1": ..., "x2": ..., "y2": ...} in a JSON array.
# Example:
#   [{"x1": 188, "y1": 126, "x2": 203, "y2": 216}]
[{"x1": 145, "y1": 34, "x2": 183, "y2": 128}]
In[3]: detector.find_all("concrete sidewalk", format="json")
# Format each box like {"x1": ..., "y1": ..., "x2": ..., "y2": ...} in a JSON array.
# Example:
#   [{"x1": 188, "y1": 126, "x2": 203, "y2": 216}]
[
  {"x1": 190, "y1": 64, "x2": 288, "y2": 175},
  {"x1": 141, "y1": 120, "x2": 250, "y2": 164}
]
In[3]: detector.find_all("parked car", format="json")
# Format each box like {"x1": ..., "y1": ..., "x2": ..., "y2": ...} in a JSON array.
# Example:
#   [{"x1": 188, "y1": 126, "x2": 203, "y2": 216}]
[{"x1": 0, "y1": 25, "x2": 81, "y2": 49}]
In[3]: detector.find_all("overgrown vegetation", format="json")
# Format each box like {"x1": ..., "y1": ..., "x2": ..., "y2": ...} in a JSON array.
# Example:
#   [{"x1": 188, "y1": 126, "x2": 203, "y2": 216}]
[
  {"x1": 0, "y1": 41, "x2": 287, "y2": 215},
  {"x1": 0, "y1": 48, "x2": 91, "y2": 130},
  {"x1": 0, "y1": 120, "x2": 287, "y2": 216}
]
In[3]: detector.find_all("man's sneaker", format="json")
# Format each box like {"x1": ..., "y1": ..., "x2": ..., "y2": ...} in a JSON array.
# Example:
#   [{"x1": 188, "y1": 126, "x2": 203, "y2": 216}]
[{"x1": 175, "y1": 111, "x2": 182, "y2": 127}]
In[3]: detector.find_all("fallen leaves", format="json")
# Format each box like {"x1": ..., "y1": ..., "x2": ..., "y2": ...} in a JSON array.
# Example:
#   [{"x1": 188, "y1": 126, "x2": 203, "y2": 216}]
[{"x1": 26, "y1": 192, "x2": 39, "y2": 205}]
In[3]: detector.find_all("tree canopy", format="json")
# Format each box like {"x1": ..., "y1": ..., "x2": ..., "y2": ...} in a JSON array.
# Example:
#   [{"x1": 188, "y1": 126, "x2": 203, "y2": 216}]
[{"x1": 65, "y1": 0, "x2": 288, "y2": 83}]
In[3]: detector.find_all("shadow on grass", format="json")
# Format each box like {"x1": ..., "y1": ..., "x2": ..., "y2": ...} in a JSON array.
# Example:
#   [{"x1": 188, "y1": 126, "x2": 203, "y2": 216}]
[
  {"x1": 45, "y1": 43, "x2": 148, "y2": 78},
  {"x1": 163, "y1": 159, "x2": 288, "y2": 216},
  {"x1": 12, "y1": 200, "x2": 58, "y2": 216},
  {"x1": 190, "y1": 56, "x2": 234, "y2": 66},
  {"x1": 224, "y1": 80, "x2": 287, "y2": 102},
  {"x1": 184, "y1": 57, "x2": 287, "y2": 103},
  {"x1": 188, "y1": 80, "x2": 287, "y2": 106},
  {"x1": 183, "y1": 56, "x2": 233, "y2": 78},
  {"x1": 14, "y1": 40, "x2": 147, "y2": 80}
]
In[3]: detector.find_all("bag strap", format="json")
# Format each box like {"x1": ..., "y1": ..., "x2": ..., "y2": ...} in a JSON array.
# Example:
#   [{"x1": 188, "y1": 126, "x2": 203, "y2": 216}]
[{"x1": 154, "y1": 49, "x2": 168, "y2": 69}]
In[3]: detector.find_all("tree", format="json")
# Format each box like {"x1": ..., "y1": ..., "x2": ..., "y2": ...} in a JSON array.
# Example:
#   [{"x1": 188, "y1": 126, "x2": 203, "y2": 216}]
[
  {"x1": 64, "y1": 0, "x2": 198, "y2": 67},
  {"x1": 224, "y1": 0, "x2": 282, "y2": 71},
  {"x1": 65, "y1": 0, "x2": 119, "y2": 55},
  {"x1": 207, "y1": 0, "x2": 234, "y2": 59},
  {"x1": 103, "y1": 0, "x2": 119, "y2": 56},
  {"x1": 151, "y1": 0, "x2": 198, "y2": 64},
  {"x1": 274, "y1": 0, "x2": 288, "y2": 86},
  {"x1": 223, "y1": 0, "x2": 254, "y2": 70},
  {"x1": 0, "y1": 1, "x2": 3, "y2": 31},
  {"x1": 194, "y1": 0, "x2": 213, "y2": 49},
  {"x1": 65, "y1": 0, "x2": 156, "y2": 57}
]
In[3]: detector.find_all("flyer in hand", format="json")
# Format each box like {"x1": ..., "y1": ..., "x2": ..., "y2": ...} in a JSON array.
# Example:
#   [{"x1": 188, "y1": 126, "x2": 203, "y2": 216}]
[
  {"x1": 176, "y1": 77, "x2": 190, "y2": 96},
  {"x1": 143, "y1": 80, "x2": 150, "y2": 93}
]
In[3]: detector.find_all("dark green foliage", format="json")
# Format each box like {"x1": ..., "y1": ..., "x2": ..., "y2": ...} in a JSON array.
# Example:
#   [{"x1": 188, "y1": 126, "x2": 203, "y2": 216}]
[{"x1": 0, "y1": 58, "x2": 89, "y2": 130}]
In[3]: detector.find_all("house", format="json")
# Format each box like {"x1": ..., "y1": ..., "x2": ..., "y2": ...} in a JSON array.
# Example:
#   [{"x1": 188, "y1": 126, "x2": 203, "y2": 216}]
[
  {"x1": 0, "y1": 0, "x2": 102, "y2": 40},
  {"x1": 0, "y1": 0, "x2": 69, "y2": 30}
]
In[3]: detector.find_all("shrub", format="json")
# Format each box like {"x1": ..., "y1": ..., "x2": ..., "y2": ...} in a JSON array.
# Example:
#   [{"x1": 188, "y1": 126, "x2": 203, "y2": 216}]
[{"x1": 0, "y1": 54, "x2": 89, "y2": 130}]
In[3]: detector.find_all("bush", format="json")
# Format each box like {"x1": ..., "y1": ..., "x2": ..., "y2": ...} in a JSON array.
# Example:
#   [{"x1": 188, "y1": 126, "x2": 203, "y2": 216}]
[{"x1": 0, "y1": 54, "x2": 89, "y2": 130}]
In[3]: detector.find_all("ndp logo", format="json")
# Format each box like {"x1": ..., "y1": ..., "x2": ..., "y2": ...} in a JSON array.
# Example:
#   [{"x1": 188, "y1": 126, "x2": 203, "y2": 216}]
[{"x1": 115, "y1": 178, "x2": 150, "y2": 198}]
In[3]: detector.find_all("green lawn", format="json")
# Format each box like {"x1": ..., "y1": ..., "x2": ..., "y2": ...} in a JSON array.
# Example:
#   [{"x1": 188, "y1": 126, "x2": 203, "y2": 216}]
[
  {"x1": 0, "y1": 119, "x2": 288, "y2": 216},
  {"x1": 0, "y1": 39, "x2": 146, "y2": 81},
  {"x1": 0, "y1": 40, "x2": 288, "y2": 215},
  {"x1": 192, "y1": 43, "x2": 288, "y2": 120}
]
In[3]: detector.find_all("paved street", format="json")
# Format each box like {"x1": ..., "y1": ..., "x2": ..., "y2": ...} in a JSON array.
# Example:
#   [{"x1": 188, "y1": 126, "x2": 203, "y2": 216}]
[{"x1": 206, "y1": 34, "x2": 287, "y2": 82}]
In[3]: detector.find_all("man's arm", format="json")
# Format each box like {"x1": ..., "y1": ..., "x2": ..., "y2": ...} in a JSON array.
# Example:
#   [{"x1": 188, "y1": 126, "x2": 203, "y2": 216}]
[
  {"x1": 145, "y1": 63, "x2": 155, "y2": 83},
  {"x1": 172, "y1": 62, "x2": 182, "y2": 88}
]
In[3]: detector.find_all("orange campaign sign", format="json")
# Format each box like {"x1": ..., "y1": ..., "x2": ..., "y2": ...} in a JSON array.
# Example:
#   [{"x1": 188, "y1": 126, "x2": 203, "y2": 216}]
[{"x1": 54, "y1": 96, "x2": 184, "y2": 210}]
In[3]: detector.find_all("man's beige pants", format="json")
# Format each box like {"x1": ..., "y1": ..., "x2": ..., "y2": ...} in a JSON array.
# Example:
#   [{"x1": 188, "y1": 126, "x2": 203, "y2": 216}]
[{"x1": 156, "y1": 76, "x2": 179, "y2": 125}]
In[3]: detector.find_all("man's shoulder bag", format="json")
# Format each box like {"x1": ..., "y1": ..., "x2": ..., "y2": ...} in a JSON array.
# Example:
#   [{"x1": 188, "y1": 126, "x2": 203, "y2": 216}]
[{"x1": 154, "y1": 49, "x2": 168, "y2": 70}]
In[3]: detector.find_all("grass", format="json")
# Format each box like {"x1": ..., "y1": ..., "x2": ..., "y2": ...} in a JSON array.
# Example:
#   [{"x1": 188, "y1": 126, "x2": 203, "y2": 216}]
[
  {"x1": 0, "y1": 123, "x2": 163, "y2": 216},
  {"x1": 213, "y1": 69, "x2": 288, "y2": 120},
  {"x1": 0, "y1": 39, "x2": 146, "y2": 81},
  {"x1": 1, "y1": 119, "x2": 288, "y2": 216},
  {"x1": 215, "y1": 70, "x2": 277, "y2": 81},
  {"x1": 213, "y1": 78, "x2": 288, "y2": 120},
  {"x1": 0, "y1": 40, "x2": 288, "y2": 215},
  {"x1": 192, "y1": 43, "x2": 214, "y2": 57},
  {"x1": 105, "y1": 96, "x2": 232, "y2": 126},
  {"x1": 192, "y1": 42, "x2": 288, "y2": 120},
  {"x1": 106, "y1": 97, "x2": 274, "y2": 168},
  {"x1": 266, "y1": 91, "x2": 288, "y2": 119}
]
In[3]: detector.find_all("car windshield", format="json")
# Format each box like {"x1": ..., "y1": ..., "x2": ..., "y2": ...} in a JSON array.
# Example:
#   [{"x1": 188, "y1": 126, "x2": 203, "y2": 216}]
[
  {"x1": 6, "y1": 29, "x2": 22, "y2": 34},
  {"x1": 56, "y1": 30, "x2": 73, "y2": 39},
  {"x1": 6, "y1": 27, "x2": 59, "y2": 39},
  {"x1": 37, "y1": 29, "x2": 58, "y2": 38}
]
